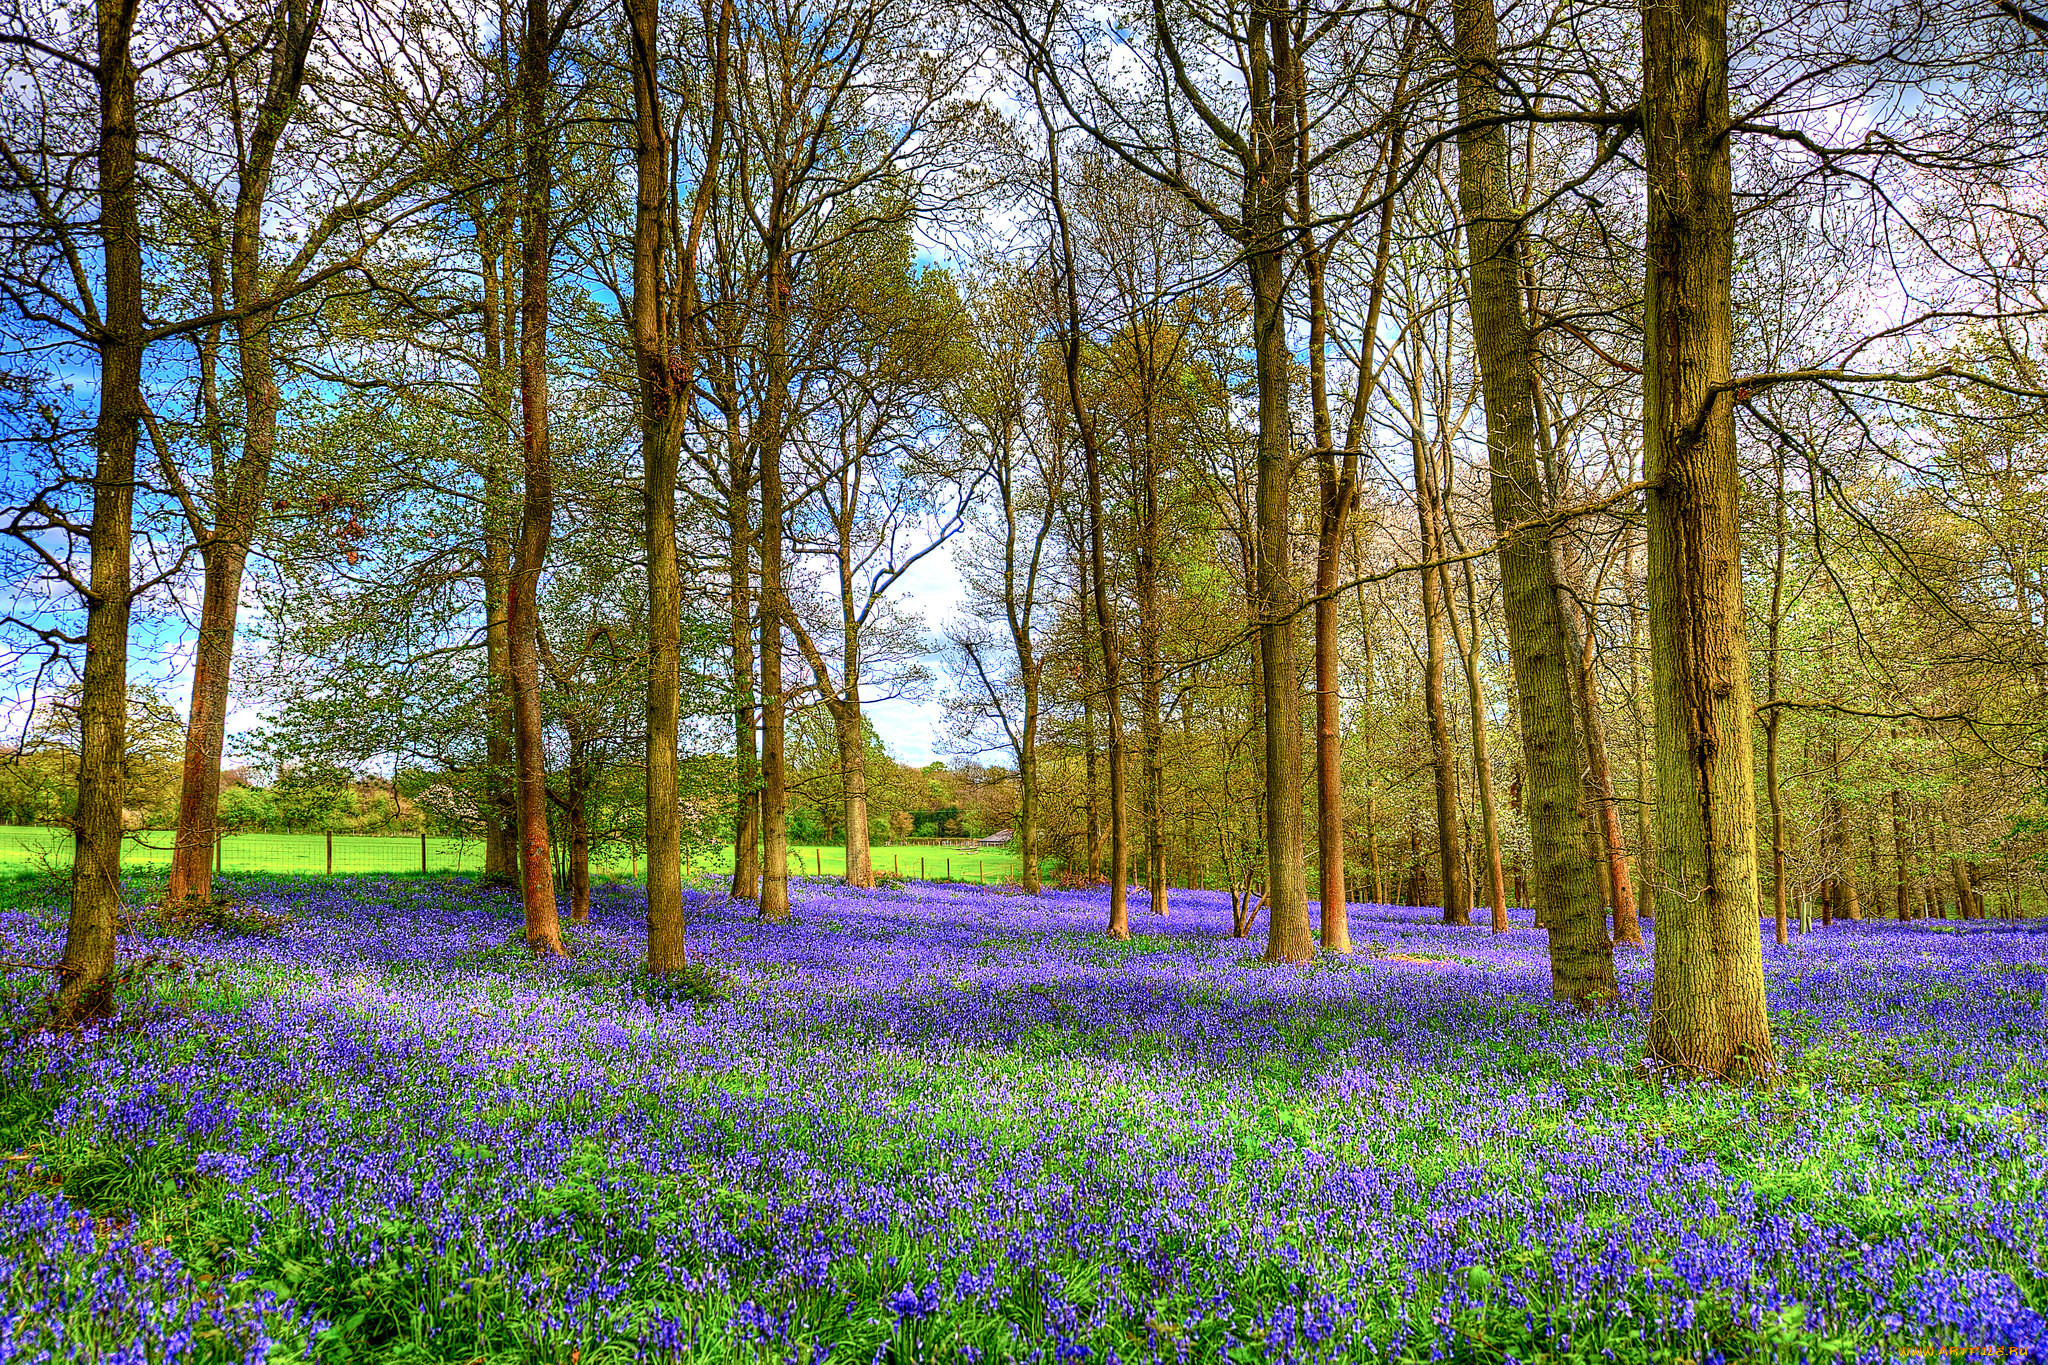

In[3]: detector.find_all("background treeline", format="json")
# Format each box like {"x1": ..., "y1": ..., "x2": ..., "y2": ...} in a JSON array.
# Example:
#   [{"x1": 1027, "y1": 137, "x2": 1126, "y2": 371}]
[{"x1": 6, "y1": 0, "x2": 2048, "y2": 1071}]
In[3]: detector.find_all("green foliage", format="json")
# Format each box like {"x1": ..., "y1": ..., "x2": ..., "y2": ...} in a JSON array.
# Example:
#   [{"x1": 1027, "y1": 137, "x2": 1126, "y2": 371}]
[{"x1": 624, "y1": 961, "x2": 734, "y2": 1008}]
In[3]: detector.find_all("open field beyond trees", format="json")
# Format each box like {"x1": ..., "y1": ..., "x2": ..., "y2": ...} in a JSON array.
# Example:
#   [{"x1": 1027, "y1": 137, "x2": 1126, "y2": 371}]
[
  {"x1": 1, "y1": 873, "x2": 2043, "y2": 1363},
  {"x1": 0, "y1": 828, "x2": 1034, "y2": 884}
]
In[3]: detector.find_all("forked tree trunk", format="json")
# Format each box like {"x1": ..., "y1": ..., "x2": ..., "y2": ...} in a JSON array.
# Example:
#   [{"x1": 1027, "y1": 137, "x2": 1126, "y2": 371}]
[
  {"x1": 1450, "y1": 0, "x2": 1615, "y2": 1001},
  {"x1": 1642, "y1": 0, "x2": 1776, "y2": 1077},
  {"x1": 57, "y1": 0, "x2": 144, "y2": 1026},
  {"x1": 165, "y1": 5, "x2": 323, "y2": 908}
]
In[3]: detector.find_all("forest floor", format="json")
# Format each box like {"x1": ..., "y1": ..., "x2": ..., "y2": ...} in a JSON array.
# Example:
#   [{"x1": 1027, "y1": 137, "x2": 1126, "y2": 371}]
[{"x1": 0, "y1": 873, "x2": 2043, "y2": 1363}]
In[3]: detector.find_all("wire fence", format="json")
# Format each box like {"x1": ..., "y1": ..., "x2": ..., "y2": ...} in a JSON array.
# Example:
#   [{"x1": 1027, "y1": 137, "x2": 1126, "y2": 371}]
[{"x1": 0, "y1": 827, "x2": 493, "y2": 875}]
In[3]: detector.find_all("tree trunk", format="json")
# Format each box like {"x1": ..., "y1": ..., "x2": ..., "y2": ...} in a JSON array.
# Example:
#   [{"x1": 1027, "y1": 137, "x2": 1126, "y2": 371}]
[
  {"x1": 836, "y1": 699, "x2": 872, "y2": 888},
  {"x1": 1450, "y1": 0, "x2": 1614, "y2": 1001},
  {"x1": 729, "y1": 454, "x2": 759, "y2": 901},
  {"x1": 1891, "y1": 787, "x2": 1911, "y2": 920},
  {"x1": 1828, "y1": 787, "x2": 1861, "y2": 923},
  {"x1": 57, "y1": 0, "x2": 143, "y2": 1026},
  {"x1": 1248, "y1": 245, "x2": 1311, "y2": 961},
  {"x1": 1411, "y1": 427, "x2": 1469, "y2": 926},
  {"x1": 483, "y1": 508, "x2": 519, "y2": 880},
  {"x1": 1017, "y1": 706, "x2": 1039, "y2": 892},
  {"x1": 1642, "y1": 0, "x2": 1776, "y2": 1077},
  {"x1": 568, "y1": 787, "x2": 590, "y2": 924},
  {"x1": 166, "y1": 543, "x2": 248, "y2": 906},
  {"x1": 1446, "y1": 560, "x2": 1509, "y2": 932},
  {"x1": 477, "y1": 214, "x2": 521, "y2": 884},
  {"x1": 165, "y1": 7, "x2": 323, "y2": 908},
  {"x1": 626, "y1": 0, "x2": 723, "y2": 969},
  {"x1": 507, "y1": 0, "x2": 562, "y2": 955},
  {"x1": 1048, "y1": 159, "x2": 1128, "y2": 939},
  {"x1": 1554, "y1": 550, "x2": 1640, "y2": 946},
  {"x1": 757, "y1": 244, "x2": 792, "y2": 923}
]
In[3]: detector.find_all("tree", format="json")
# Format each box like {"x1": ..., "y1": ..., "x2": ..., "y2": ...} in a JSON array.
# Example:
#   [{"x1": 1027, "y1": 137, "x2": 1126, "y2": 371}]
[
  {"x1": 1641, "y1": 0, "x2": 1775, "y2": 1078},
  {"x1": 625, "y1": 0, "x2": 727, "y2": 967},
  {"x1": 1448, "y1": 0, "x2": 1618, "y2": 1003},
  {"x1": 944, "y1": 263, "x2": 1069, "y2": 894}
]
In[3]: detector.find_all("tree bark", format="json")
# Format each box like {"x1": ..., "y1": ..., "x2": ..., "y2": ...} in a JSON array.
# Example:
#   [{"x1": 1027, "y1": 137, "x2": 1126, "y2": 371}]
[
  {"x1": 1450, "y1": 0, "x2": 1614, "y2": 1000},
  {"x1": 57, "y1": 0, "x2": 144, "y2": 1026},
  {"x1": 507, "y1": 0, "x2": 562, "y2": 955},
  {"x1": 1642, "y1": 0, "x2": 1776, "y2": 1077},
  {"x1": 1248, "y1": 244, "x2": 1310, "y2": 961}
]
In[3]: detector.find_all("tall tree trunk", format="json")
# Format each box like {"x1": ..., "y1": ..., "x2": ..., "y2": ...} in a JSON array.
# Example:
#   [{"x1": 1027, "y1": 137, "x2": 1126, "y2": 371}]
[
  {"x1": 1079, "y1": 560, "x2": 1101, "y2": 881},
  {"x1": 478, "y1": 214, "x2": 520, "y2": 882},
  {"x1": 1018, "y1": 666, "x2": 1041, "y2": 893},
  {"x1": 568, "y1": 784, "x2": 590, "y2": 924},
  {"x1": 1642, "y1": 0, "x2": 1776, "y2": 1077},
  {"x1": 1764, "y1": 447, "x2": 1789, "y2": 945},
  {"x1": 729, "y1": 449, "x2": 759, "y2": 900},
  {"x1": 1048, "y1": 147, "x2": 1128, "y2": 939},
  {"x1": 1301, "y1": 110, "x2": 1401, "y2": 955},
  {"x1": 627, "y1": 0, "x2": 724, "y2": 968},
  {"x1": 836, "y1": 699, "x2": 871, "y2": 888},
  {"x1": 1555, "y1": 557, "x2": 1640, "y2": 945},
  {"x1": 1248, "y1": 244, "x2": 1310, "y2": 960},
  {"x1": 57, "y1": 0, "x2": 144, "y2": 1026},
  {"x1": 483, "y1": 510, "x2": 518, "y2": 880},
  {"x1": 164, "y1": 1, "x2": 324, "y2": 908},
  {"x1": 1450, "y1": 0, "x2": 1614, "y2": 1000},
  {"x1": 1827, "y1": 782, "x2": 1861, "y2": 923},
  {"x1": 1138, "y1": 455, "x2": 1165, "y2": 916},
  {"x1": 1411, "y1": 426, "x2": 1469, "y2": 926},
  {"x1": 1446, "y1": 559, "x2": 1509, "y2": 932},
  {"x1": 757, "y1": 245, "x2": 792, "y2": 922},
  {"x1": 507, "y1": 0, "x2": 562, "y2": 955},
  {"x1": 1891, "y1": 787, "x2": 1911, "y2": 920}
]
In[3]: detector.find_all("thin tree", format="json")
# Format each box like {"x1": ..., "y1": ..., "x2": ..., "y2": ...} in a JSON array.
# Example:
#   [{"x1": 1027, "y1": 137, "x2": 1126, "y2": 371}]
[{"x1": 1042, "y1": 98, "x2": 1129, "y2": 938}]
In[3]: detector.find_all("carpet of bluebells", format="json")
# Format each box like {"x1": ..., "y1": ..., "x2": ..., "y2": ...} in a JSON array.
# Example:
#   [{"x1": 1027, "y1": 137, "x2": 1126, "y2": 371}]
[{"x1": 1, "y1": 871, "x2": 2045, "y2": 1364}]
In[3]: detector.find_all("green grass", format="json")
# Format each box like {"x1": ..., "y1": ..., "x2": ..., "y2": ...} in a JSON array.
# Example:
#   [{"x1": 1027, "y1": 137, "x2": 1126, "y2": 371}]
[{"x1": 0, "y1": 825, "x2": 1034, "y2": 884}]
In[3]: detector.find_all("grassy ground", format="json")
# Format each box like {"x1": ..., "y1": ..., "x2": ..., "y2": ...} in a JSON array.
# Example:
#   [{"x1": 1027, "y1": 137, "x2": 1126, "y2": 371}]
[{"x1": 0, "y1": 826, "x2": 1033, "y2": 884}]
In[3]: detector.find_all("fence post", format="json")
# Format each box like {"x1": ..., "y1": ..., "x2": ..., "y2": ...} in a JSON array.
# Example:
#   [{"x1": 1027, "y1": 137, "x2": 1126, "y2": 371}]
[
  {"x1": 215, "y1": 833, "x2": 223, "y2": 874},
  {"x1": 421, "y1": 830, "x2": 427, "y2": 873},
  {"x1": 326, "y1": 831, "x2": 333, "y2": 875},
  {"x1": 920, "y1": 855, "x2": 926, "y2": 879}
]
